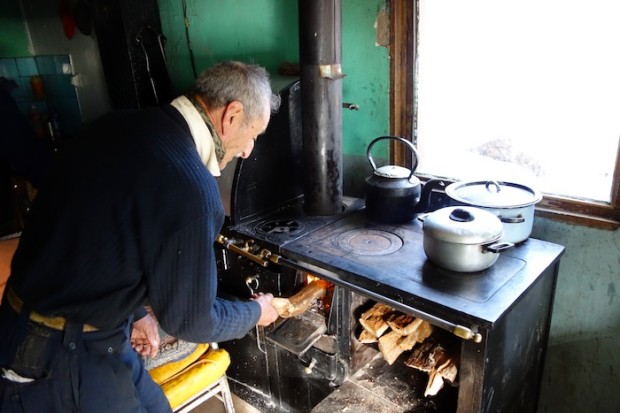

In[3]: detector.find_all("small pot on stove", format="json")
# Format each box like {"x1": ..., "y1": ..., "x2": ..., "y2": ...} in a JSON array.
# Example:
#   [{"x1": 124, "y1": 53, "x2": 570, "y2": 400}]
[
  {"x1": 364, "y1": 136, "x2": 444, "y2": 224},
  {"x1": 422, "y1": 206, "x2": 514, "y2": 272}
]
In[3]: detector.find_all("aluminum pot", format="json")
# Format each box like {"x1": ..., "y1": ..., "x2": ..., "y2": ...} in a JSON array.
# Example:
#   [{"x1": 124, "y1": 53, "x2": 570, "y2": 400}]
[
  {"x1": 422, "y1": 206, "x2": 514, "y2": 272},
  {"x1": 445, "y1": 180, "x2": 542, "y2": 244}
]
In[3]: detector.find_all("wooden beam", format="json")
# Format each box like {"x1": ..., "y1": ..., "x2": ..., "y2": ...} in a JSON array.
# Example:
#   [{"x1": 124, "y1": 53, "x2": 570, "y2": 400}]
[{"x1": 389, "y1": 0, "x2": 415, "y2": 169}]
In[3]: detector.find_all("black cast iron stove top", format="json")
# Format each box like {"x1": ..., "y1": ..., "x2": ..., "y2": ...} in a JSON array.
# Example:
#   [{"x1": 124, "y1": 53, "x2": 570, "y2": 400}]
[
  {"x1": 225, "y1": 196, "x2": 365, "y2": 252},
  {"x1": 277, "y1": 209, "x2": 551, "y2": 330}
]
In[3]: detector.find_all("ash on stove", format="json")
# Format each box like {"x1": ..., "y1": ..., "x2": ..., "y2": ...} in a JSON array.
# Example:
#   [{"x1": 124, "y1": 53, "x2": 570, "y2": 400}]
[{"x1": 311, "y1": 351, "x2": 456, "y2": 413}]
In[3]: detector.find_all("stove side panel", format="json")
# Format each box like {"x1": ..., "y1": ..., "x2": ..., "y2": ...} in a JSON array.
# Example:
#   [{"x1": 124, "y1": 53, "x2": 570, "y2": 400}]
[{"x1": 461, "y1": 261, "x2": 559, "y2": 413}]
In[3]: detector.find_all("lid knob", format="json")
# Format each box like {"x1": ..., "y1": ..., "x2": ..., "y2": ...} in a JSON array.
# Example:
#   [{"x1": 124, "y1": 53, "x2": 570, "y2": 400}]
[{"x1": 449, "y1": 208, "x2": 474, "y2": 222}]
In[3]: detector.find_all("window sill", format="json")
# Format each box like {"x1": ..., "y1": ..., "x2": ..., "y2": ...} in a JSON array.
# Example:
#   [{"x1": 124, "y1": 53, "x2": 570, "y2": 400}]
[{"x1": 536, "y1": 198, "x2": 620, "y2": 230}]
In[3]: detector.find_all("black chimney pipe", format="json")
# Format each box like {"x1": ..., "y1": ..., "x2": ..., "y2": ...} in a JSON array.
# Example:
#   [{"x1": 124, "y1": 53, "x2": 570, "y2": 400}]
[{"x1": 298, "y1": 0, "x2": 344, "y2": 216}]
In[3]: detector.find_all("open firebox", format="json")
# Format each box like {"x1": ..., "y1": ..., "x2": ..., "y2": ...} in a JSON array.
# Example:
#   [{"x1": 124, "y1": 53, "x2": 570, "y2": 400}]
[{"x1": 213, "y1": 79, "x2": 564, "y2": 413}]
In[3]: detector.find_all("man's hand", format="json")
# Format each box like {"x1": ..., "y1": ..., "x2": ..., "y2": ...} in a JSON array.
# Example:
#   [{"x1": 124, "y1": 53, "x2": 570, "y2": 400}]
[
  {"x1": 251, "y1": 292, "x2": 278, "y2": 326},
  {"x1": 130, "y1": 313, "x2": 160, "y2": 358}
]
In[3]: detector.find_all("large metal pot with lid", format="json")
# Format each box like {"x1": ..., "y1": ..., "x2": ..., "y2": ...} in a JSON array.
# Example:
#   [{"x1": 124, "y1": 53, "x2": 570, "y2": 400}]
[
  {"x1": 445, "y1": 180, "x2": 542, "y2": 244},
  {"x1": 364, "y1": 136, "x2": 444, "y2": 224},
  {"x1": 422, "y1": 206, "x2": 514, "y2": 272}
]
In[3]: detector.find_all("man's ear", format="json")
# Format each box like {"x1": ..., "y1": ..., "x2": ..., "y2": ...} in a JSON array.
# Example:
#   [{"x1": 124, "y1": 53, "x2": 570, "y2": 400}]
[{"x1": 221, "y1": 101, "x2": 244, "y2": 134}]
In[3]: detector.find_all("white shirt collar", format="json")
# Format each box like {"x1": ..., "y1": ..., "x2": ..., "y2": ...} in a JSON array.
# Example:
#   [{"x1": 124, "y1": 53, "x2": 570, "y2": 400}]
[{"x1": 170, "y1": 95, "x2": 221, "y2": 177}]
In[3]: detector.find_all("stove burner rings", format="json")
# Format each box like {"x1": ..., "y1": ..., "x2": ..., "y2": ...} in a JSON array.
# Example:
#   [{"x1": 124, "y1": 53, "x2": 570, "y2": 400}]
[
  {"x1": 337, "y1": 229, "x2": 403, "y2": 256},
  {"x1": 259, "y1": 220, "x2": 301, "y2": 234}
]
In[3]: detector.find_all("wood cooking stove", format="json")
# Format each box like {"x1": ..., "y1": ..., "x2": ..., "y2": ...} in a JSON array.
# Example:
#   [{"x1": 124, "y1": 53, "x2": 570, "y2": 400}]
[{"x1": 214, "y1": 79, "x2": 564, "y2": 413}]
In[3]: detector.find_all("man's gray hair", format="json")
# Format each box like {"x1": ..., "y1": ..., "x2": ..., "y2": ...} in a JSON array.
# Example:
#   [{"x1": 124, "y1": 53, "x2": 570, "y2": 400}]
[{"x1": 192, "y1": 61, "x2": 281, "y2": 123}]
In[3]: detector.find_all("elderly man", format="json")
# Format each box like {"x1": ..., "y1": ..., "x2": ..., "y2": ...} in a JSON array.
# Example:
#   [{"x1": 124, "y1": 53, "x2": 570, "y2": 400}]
[{"x1": 0, "y1": 61, "x2": 280, "y2": 412}]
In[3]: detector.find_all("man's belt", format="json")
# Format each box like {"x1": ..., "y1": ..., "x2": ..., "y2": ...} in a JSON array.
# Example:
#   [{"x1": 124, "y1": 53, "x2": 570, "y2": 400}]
[{"x1": 6, "y1": 287, "x2": 98, "y2": 332}]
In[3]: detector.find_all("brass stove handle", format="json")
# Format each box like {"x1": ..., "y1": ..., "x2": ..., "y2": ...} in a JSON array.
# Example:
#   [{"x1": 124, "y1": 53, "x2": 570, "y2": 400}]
[
  {"x1": 453, "y1": 325, "x2": 483, "y2": 343},
  {"x1": 215, "y1": 235, "x2": 271, "y2": 267}
]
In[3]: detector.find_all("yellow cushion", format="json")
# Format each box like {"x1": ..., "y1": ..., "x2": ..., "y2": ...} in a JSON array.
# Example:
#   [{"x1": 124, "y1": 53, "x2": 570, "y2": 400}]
[
  {"x1": 158, "y1": 348, "x2": 231, "y2": 410},
  {"x1": 148, "y1": 342, "x2": 210, "y2": 385}
]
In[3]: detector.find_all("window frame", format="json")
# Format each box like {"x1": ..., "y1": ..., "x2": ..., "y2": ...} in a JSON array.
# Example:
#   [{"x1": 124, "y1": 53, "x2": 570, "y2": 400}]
[{"x1": 389, "y1": 0, "x2": 620, "y2": 230}]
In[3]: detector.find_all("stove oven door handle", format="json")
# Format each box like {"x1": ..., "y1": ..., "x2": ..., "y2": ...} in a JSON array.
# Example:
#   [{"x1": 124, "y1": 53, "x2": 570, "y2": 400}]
[
  {"x1": 271, "y1": 254, "x2": 484, "y2": 344},
  {"x1": 215, "y1": 235, "x2": 270, "y2": 267}
]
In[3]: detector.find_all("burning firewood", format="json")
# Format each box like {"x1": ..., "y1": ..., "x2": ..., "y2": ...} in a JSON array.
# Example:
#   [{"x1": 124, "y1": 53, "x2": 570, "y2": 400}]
[
  {"x1": 271, "y1": 279, "x2": 330, "y2": 318},
  {"x1": 358, "y1": 302, "x2": 393, "y2": 337}
]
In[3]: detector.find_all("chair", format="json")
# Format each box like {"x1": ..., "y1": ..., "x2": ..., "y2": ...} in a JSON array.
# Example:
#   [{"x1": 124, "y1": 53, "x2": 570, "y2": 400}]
[{"x1": 148, "y1": 341, "x2": 236, "y2": 413}]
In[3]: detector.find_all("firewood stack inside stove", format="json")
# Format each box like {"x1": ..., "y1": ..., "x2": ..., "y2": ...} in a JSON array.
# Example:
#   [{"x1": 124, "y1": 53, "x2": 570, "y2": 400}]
[{"x1": 358, "y1": 302, "x2": 458, "y2": 397}]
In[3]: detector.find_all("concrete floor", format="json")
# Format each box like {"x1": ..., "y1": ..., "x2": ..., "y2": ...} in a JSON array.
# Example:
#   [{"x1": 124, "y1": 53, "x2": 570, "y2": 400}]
[{"x1": 190, "y1": 394, "x2": 262, "y2": 413}]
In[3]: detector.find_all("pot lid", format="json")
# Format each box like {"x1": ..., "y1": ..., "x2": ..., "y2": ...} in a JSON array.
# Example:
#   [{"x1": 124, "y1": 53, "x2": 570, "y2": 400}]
[
  {"x1": 445, "y1": 180, "x2": 542, "y2": 208},
  {"x1": 423, "y1": 206, "x2": 503, "y2": 244},
  {"x1": 374, "y1": 165, "x2": 413, "y2": 179}
]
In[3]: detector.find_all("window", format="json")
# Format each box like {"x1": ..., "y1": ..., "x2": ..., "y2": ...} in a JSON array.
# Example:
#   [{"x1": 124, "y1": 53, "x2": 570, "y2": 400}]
[{"x1": 390, "y1": 0, "x2": 620, "y2": 229}]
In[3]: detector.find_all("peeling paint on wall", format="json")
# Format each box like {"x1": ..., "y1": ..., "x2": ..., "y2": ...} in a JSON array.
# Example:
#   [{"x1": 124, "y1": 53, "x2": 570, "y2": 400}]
[{"x1": 374, "y1": 6, "x2": 389, "y2": 47}]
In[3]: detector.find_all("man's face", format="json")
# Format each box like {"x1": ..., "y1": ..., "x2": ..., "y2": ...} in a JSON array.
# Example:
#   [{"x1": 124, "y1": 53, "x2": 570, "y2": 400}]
[{"x1": 219, "y1": 106, "x2": 270, "y2": 169}]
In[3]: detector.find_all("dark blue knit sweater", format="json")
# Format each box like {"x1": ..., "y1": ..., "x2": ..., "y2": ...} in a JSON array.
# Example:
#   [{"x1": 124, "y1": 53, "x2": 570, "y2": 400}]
[{"x1": 7, "y1": 105, "x2": 260, "y2": 342}]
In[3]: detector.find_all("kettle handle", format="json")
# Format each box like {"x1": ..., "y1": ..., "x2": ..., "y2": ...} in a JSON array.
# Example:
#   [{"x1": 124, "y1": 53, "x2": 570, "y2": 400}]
[{"x1": 367, "y1": 136, "x2": 419, "y2": 178}]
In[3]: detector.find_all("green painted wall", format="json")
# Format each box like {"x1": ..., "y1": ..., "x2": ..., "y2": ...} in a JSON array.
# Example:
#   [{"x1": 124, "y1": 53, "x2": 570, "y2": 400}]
[
  {"x1": 157, "y1": 0, "x2": 389, "y2": 157},
  {"x1": 157, "y1": 0, "x2": 299, "y2": 89},
  {"x1": 532, "y1": 218, "x2": 620, "y2": 413},
  {"x1": 341, "y1": 1, "x2": 389, "y2": 157},
  {"x1": 0, "y1": 1, "x2": 31, "y2": 57}
]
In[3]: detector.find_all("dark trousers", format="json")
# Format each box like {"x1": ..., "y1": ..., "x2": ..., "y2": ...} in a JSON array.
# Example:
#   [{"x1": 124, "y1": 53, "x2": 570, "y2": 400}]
[{"x1": 0, "y1": 301, "x2": 172, "y2": 413}]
